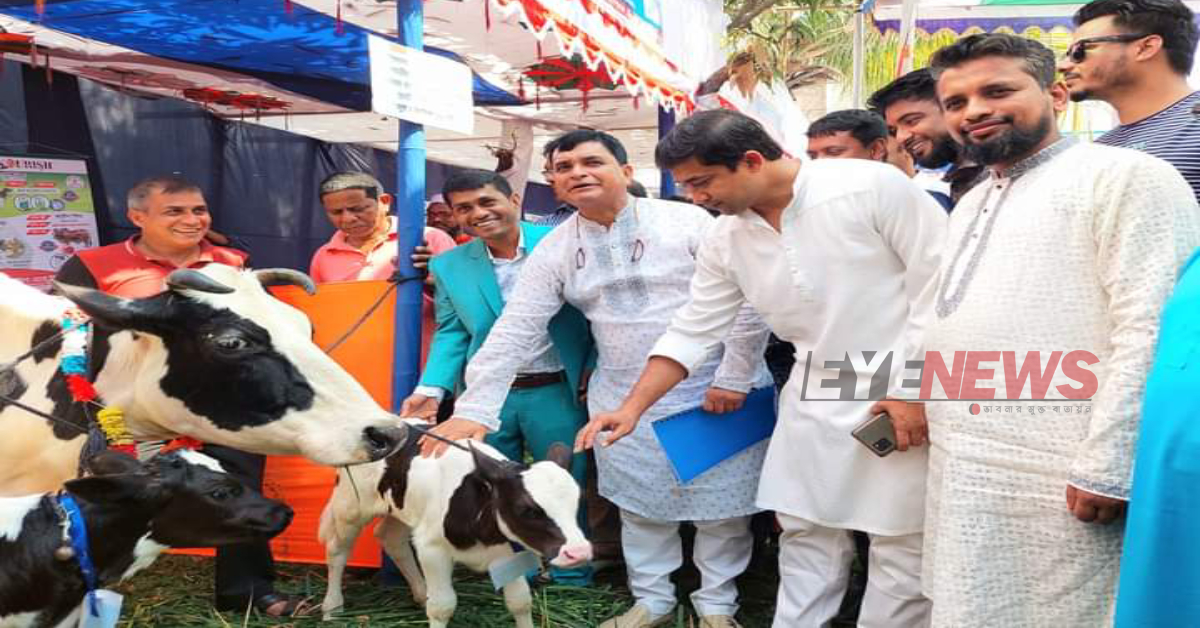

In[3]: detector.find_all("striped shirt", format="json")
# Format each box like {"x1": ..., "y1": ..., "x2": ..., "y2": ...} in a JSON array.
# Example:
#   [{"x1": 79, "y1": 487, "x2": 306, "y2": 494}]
[{"x1": 1097, "y1": 91, "x2": 1200, "y2": 202}]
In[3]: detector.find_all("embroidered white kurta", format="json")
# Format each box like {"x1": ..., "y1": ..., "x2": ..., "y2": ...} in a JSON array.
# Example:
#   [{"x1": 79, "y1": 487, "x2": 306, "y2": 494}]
[
  {"x1": 652, "y1": 158, "x2": 947, "y2": 535},
  {"x1": 922, "y1": 140, "x2": 1200, "y2": 627},
  {"x1": 454, "y1": 197, "x2": 773, "y2": 521}
]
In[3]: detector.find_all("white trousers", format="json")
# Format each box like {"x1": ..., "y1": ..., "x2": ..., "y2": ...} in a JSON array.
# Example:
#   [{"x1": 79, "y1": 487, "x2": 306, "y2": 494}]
[
  {"x1": 620, "y1": 510, "x2": 754, "y2": 617},
  {"x1": 774, "y1": 514, "x2": 930, "y2": 628}
]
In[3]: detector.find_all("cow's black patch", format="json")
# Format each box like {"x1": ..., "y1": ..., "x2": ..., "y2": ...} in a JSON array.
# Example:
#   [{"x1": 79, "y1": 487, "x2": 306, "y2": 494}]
[
  {"x1": 377, "y1": 429, "x2": 423, "y2": 510},
  {"x1": 0, "y1": 369, "x2": 28, "y2": 415},
  {"x1": 43, "y1": 368, "x2": 90, "y2": 441},
  {"x1": 493, "y1": 476, "x2": 567, "y2": 558},
  {"x1": 30, "y1": 320, "x2": 62, "y2": 363},
  {"x1": 444, "y1": 474, "x2": 508, "y2": 550},
  {"x1": 101, "y1": 296, "x2": 316, "y2": 431}
]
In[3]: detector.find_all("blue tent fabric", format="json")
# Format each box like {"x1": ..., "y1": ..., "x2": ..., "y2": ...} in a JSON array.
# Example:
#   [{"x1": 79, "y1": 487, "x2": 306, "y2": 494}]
[
  {"x1": 0, "y1": 0, "x2": 523, "y2": 109},
  {"x1": 0, "y1": 60, "x2": 27, "y2": 149}
]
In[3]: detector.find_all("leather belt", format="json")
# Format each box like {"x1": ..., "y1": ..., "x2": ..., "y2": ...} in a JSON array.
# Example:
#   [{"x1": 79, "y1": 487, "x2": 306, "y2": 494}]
[{"x1": 511, "y1": 370, "x2": 566, "y2": 389}]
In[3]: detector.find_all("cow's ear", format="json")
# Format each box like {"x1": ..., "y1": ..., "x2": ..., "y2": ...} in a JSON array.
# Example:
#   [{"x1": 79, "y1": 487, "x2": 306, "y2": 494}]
[
  {"x1": 64, "y1": 474, "x2": 163, "y2": 505},
  {"x1": 544, "y1": 442, "x2": 573, "y2": 472},
  {"x1": 85, "y1": 450, "x2": 145, "y2": 477},
  {"x1": 469, "y1": 444, "x2": 514, "y2": 484},
  {"x1": 54, "y1": 282, "x2": 172, "y2": 333}
]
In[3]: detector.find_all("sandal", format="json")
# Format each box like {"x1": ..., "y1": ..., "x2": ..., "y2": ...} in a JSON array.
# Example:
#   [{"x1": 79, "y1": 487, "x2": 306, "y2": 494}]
[{"x1": 252, "y1": 592, "x2": 317, "y2": 618}]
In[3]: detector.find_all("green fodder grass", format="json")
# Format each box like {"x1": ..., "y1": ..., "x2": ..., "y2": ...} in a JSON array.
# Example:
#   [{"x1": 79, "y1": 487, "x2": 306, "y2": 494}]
[{"x1": 113, "y1": 533, "x2": 860, "y2": 627}]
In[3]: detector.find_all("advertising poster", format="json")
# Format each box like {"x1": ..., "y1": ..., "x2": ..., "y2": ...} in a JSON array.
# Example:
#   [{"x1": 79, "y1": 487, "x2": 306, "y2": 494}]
[{"x1": 0, "y1": 155, "x2": 99, "y2": 291}]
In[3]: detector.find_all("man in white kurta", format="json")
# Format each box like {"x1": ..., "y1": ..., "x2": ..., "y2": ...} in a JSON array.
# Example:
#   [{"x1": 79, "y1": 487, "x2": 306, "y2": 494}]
[
  {"x1": 421, "y1": 130, "x2": 773, "y2": 628},
  {"x1": 921, "y1": 34, "x2": 1200, "y2": 627},
  {"x1": 580, "y1": 109, "x2": 947, "y2": 627}
]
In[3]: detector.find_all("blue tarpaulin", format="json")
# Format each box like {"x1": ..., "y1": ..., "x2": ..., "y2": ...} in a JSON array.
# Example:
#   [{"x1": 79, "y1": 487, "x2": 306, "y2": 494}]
[{"x1": 0, "y1": 0, "x2": 523, "y2": 109}]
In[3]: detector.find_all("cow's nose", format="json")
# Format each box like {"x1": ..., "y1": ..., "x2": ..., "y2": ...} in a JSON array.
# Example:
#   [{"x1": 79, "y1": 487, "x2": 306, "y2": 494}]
[
  {"x1": 364, "y1": 424, "x2": 408, "y2": 460},
  {"x1": 554, "y1": 542, "x2": 593, "y2": 567}
]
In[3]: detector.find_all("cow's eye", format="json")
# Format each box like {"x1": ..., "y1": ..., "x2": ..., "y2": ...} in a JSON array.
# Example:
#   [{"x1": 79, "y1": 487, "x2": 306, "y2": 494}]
[
  {"x1": 209, "y1": 484, "x2": 243, "y2": 501},
  {"x1": 209, "y1": 333, "x2": 250, "y2": 353}
]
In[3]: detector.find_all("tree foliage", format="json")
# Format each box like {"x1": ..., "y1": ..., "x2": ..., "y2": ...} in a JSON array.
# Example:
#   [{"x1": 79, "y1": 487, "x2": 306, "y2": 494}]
[{"x1": 723, "y1": 0, "x2": 861, "y2": 90}]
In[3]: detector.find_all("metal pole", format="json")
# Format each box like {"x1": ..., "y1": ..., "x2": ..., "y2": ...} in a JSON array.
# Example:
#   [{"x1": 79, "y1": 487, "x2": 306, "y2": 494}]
[
  {"x1": 658, "y1": 106, "x2": 676, "y2": 198},
  {"x1": 380, "y1": 0, "x2": 426, "y2": 584},
  {"x1": 853, "y1": 9, "x2": 865, "y2": 108},
  {"x1": 392, "y1": 0, "x2": 425, "y2": 411}
]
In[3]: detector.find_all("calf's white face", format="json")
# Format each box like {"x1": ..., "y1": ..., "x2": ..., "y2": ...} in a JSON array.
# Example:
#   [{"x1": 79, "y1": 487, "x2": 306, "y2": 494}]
[
  {"x1": 56, "y1": 265, "x2": 406, "y2": 466},
  {"x1": 445, "y1": 446, "x2": 592, "y2": 568}
]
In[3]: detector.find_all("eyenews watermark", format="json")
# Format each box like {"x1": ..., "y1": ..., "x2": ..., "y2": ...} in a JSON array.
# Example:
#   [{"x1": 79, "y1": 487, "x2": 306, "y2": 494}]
[{"x1": 795, "y1": 350, "x2": 1097, "y2": 415}]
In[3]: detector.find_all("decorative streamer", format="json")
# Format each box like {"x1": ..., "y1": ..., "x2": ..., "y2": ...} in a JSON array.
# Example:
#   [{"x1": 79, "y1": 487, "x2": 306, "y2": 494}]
[{"x1": 336, "y1": 0, "x2": 344, "y2": 35}]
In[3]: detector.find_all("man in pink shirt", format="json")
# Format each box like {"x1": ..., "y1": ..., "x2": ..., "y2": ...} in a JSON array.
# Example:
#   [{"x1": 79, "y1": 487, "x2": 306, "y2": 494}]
[{"x1": 311, "y1": 172, "x2": 455, "y2": 366}]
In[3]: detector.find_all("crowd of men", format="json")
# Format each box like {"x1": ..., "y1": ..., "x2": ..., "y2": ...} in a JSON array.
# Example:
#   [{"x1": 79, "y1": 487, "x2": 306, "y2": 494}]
[{"x1": 45, "y1": 0, "x2": 1200, "y2": 626}]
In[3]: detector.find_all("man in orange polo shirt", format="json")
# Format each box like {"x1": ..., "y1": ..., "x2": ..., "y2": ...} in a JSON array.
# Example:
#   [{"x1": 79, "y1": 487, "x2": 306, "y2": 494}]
[
  {"x1": 311, "y1": 172, "x2": 455, "y2": 367},
  {"x1": 54, "y1": 175, "x2": 310, "y2": 618}
]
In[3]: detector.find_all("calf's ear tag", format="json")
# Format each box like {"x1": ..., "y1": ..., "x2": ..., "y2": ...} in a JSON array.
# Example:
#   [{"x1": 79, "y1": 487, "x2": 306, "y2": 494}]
[
  {"x1": 78, "y1": 589, "x2": 123, "y2": 628},
  {"x1": 488, "y1": 550, "x2": 540, "y2": 590}
]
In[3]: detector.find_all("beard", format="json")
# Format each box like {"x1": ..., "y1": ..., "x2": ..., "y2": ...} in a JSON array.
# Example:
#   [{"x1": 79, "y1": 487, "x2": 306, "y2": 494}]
[
  {"x1": 960, "y1": 112, "x2": 1054, "y2": 167},
  {"x1": 1068, "y1": 88, "x2": 1095, "y2": 103},
  {"x1": 913, "y1": 135, "x2": 960, "y2": 169}
]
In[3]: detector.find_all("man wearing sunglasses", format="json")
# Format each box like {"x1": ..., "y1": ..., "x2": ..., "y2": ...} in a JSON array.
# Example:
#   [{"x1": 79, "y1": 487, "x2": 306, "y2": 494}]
[{"x1": 1060, "y1": 0, "x2": 1200, "y2": 200}]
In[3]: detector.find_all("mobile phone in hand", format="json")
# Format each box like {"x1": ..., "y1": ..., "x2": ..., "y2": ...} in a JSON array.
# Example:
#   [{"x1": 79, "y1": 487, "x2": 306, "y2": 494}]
[{"x1": 852, "y1": 412, "x2": 897, "y2": 457}]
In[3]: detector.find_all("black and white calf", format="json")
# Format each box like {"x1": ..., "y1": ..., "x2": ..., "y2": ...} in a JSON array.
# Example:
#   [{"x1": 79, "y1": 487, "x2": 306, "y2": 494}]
[
  {"x1": 318, "y1": 423, "x2": 592, "y2": 628},
  {"x1": 0, "y1": 265, "x2": 407, "y2": 495},
  {"x1": 0, "y1": 450, "x2": 292, "y2": 628}
]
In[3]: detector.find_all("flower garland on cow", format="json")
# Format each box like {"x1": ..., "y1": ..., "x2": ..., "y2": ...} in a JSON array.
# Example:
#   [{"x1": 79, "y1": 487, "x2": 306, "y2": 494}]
[{"x1": 56, "y1": 308, "x2": 202, "y2": 459}]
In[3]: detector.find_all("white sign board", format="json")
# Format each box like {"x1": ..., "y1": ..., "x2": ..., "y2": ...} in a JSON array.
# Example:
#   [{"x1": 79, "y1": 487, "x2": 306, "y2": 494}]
[
  {"x1": 368, "y1": 35, "x2": 474, "y2": 135},
  {"x1": 0, "y1": 156, "x2": 99, "y2": 292}
]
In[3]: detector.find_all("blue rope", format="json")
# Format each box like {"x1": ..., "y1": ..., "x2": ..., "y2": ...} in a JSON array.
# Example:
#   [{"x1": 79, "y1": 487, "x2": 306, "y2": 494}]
[{"x1": 58, "y1": 494, "x2": 100, "y2": 618}]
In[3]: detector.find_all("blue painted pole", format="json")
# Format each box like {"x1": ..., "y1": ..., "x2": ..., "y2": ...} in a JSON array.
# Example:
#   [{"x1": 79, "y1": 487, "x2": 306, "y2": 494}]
[
  {"x1": 658, "y1": 106, "x2": 676, "y2": 198},
  {"x1": 391, "y1": 0, "x2": 425, "y2": 413},
  {"x1": 381, "y1": 0, "x2": 425, "y2": 585}
]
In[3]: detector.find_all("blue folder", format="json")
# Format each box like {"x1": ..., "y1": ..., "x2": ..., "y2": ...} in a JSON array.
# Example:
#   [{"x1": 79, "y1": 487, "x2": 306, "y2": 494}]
[{"x1": 651, "y1": 386, "x2": 778, "y2": 484}]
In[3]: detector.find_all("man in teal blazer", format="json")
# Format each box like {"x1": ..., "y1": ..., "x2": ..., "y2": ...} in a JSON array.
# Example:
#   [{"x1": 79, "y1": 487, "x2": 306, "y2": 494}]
[{"x1": 401, "y1": 169, "x2": 593, "y2": 490}]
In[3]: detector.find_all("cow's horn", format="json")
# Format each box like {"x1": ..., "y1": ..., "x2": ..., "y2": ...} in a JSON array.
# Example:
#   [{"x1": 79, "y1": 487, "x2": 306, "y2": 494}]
[
  {"x1": 255, "y1": 268, "x2": 317, "y2": 296},
  {"x1": 165, "y1": 269, "x2": 235, "y2": 294}
]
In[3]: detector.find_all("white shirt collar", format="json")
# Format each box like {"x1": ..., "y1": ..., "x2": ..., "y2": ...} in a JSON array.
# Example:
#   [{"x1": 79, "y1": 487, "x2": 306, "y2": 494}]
[{"x1": 484, "y1": 229, "x2": 526, "y2": 262}]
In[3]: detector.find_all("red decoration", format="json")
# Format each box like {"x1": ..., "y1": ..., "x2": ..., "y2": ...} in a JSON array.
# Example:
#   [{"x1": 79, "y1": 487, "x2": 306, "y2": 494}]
[
  {"x1": 524, "y1": 55, "x2": 616, "y2": 92},
  {"x1": 493, "y1": 0, "x2": 696, "y2": 112},
  {"x1": 65, "y1": 374, "x2": 96, "y2": 403},
  {"x1": 485, "y1": 0, "x2": 491, "y2": 30},
  {"x1": 284, "y1": 0, "x2": 293, "y2": 15},
  {"x1": 161, "y1": 437, "x2": 205, "y2": 453},
  {"x1": 0, "y1": 33, "x2": 34, "y2": 55},
  {"x1": 109, "y1": 443, "x2": 137, "y2": 456},
  {"x1": 336, "y1": 0, "x2": 344, "y2": 35},
  {"x1": 182, "y1": 87, "x2": 290, "y2": 114},
  {"x1": 35, "y1": 0, "x2": 45, "y2": 18}
]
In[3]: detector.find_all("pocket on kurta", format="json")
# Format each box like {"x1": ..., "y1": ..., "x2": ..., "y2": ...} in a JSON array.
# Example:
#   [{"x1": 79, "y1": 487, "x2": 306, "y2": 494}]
[{"x1": 1156, "y1": 321, "x2": 1199, "y2": 370}]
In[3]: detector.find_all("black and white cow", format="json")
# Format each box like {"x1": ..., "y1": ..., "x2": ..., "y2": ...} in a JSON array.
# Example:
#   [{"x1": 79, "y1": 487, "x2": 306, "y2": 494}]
[
  {"x1": 0, "y1": 449, "x2": 292, "y2": 628},
  {"x1": 0, "y1": 265, "x2": 407, "y2": 495},
  {"x1": 318, "y1": 422, "x2": 592, "y2": 628}
]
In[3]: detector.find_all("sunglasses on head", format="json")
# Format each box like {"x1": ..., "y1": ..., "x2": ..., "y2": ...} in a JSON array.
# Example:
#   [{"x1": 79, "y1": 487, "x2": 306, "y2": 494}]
[{"x1": 1063, "y1": 33, "x2": 1150, "y2": 63}]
